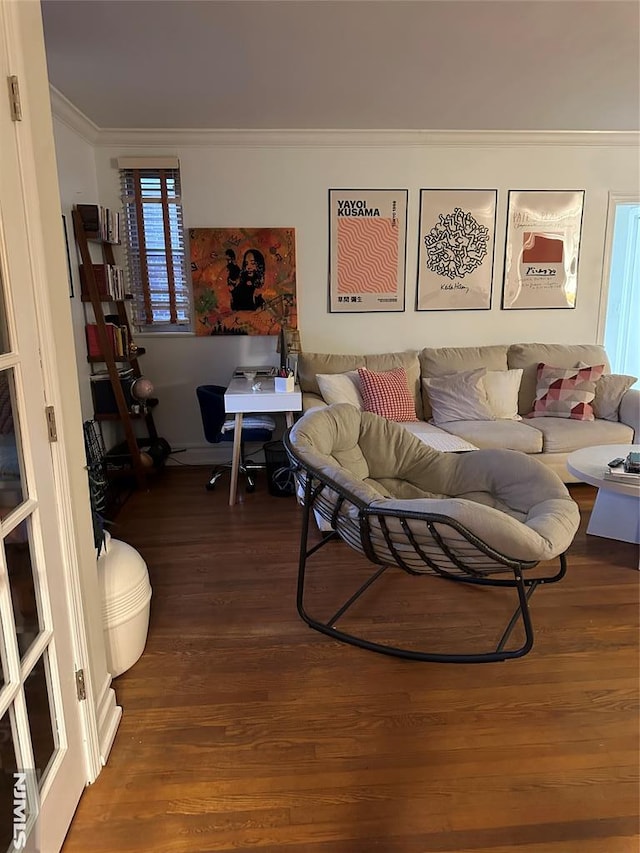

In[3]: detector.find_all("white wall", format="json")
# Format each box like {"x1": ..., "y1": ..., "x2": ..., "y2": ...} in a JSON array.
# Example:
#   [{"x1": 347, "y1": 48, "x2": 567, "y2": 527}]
[
  {"x1": 52, "y1": 119, "x2": 99, "y2": 420},
  {"x1": 60, "y1": 131, "x2": 637, "y2": 457}
]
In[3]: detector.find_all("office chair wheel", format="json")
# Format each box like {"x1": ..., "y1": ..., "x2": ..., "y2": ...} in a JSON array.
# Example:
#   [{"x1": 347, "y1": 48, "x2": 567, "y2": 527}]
[
  {"x1": 206, "y1": 482, "x2": 216, "y2": 491},
  {"x1": 246, "y1": 483, "x2": 256, "y2": 494}
]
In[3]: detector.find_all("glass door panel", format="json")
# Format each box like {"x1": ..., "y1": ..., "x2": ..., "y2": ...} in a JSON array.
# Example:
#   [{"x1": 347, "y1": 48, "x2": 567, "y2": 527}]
[
  {"x1": 23, "y1": 653, "x2": 57, "y2": 786},
  {"x1": 6, "y1": 518, "x2": 42, "y2": 660},
  {"x1": 0, "y1": 370, "x2": 25, "y2": 515}
]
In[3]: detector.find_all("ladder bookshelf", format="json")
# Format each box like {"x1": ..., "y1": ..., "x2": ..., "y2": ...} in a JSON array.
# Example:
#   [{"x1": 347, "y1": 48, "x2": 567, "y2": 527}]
[{"x1": 72, "y1": 205, "x2": 158, "y2": 490}]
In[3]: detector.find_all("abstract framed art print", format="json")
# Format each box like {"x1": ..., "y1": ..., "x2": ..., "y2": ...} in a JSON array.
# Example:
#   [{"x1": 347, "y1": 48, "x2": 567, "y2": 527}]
[
  {"x1": 416, "y1": 189, "x2": 497, "y2": 311},
  {"x1": 502, "y1": 190, "x2": 585, "y2": 310},
  {"x1": 329, "y1": 189, "x2": 408, "y2": 312}
]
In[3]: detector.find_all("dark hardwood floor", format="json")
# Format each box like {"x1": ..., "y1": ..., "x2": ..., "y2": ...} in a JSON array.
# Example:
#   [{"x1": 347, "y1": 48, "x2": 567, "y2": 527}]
[{"x1": 62, "y1": 468, "x2": 639, "y2": 853}]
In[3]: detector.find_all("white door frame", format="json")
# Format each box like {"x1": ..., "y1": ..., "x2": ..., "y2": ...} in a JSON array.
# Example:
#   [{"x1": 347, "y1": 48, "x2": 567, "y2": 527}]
[{"x1": 3, "y1": 0, "x2": 121, "y2": 792}]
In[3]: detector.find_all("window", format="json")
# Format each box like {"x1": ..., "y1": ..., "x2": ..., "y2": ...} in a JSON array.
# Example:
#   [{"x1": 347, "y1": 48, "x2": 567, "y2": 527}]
[
  {"x1": 119, "y1": 158, "x2": 190, "y2": 331},
  {"x1": 601, "y1": 195, "x2": 640, "y2": 387}
]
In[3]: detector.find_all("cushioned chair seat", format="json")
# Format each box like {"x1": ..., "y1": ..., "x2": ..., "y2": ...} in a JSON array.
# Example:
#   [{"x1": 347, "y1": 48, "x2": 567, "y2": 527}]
[{"x1": 285, "y1": 403, "x2": 580, "y2": 663}]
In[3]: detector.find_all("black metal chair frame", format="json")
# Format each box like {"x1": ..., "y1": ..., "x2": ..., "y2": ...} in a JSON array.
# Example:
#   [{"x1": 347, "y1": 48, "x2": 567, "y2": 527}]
[{"x1": 284, "y1": 432, "x2": 567, "y2": 664}]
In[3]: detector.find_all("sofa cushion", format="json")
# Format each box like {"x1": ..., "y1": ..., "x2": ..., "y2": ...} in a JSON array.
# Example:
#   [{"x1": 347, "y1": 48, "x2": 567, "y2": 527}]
[
  {"x1": 297, "y1": 350, "x2": 422, "y2": 419},
  {"x1": 527, "y1": 363, "x2": 605, "y2": 421},
  {"x1": 592, "y1": 373, "x2": 637, "y2": 421},
  {"x1": 419, "y1": 345, "x2": 509, "y2": 419},
  {"x1": 422, "y1": 370, "x2": 495, "y2": 426},
  {"x1": 527, "y1": 417, "x2": 634, "y2": 454},
  {"x1": 440, "y1": 419, "x2": 544, "y2": 454},
  {"x1": 483, "y1": 369, "x2": 523, "y2": 420},
  {"x1": 358, "y1": 367, "x2": 419, "y2": 422},
  {"x1": 507, "y1": 343, "x2": 610, "y2": 415},
  {"x1": 316, "y1": 371, "x2": 363, "y2": 409}
]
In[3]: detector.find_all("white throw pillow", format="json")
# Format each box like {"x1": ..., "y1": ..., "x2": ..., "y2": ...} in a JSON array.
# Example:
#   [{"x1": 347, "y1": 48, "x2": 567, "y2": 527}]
[
  {"x1": 316, "y1": 370, "x2": 363, "y2": 409},
  {"x1": 482, "y1": 369, "x2": 523, "y2": 420},
  {"x1": 422, "y1": 369, "x2": 495, "y2": 426}
]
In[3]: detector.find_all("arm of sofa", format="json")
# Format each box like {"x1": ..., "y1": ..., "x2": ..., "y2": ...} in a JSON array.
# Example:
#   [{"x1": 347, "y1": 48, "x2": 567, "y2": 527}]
[
  {"x1": 302, "y1": 392, "x2": 327, "y2": 413},
  {"x1": 619, "y1": 387, "x2": 640, "y2": 440}
]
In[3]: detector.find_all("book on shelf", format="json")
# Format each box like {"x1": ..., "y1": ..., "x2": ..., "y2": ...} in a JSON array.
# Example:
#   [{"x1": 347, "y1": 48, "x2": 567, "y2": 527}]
[
  {"x1": 80, "y1": 263, "x2": 128, "y2": 301},
  {"x1": 76, "y1": 204, "x2": 121, "y2": 244},
  {"x1": 85, "y1": 322, "x2": 130, "y2": 358}
]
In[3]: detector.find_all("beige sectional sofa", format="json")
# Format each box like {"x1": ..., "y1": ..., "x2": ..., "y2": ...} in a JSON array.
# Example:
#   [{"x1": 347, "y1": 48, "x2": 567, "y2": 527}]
[{"x1": 297, "y1": 343, "x2": 639, "y2": 483}]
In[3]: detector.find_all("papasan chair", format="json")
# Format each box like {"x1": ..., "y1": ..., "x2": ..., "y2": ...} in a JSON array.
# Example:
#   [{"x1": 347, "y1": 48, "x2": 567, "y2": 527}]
[{"x1": 284, "y1": 403, "x2": 580, "y2": 663}]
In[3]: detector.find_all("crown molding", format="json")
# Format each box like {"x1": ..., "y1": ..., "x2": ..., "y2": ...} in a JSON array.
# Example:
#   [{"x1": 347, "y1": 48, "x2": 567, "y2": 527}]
[
  {"x1": 49, "y1": 86, "x2": 100, "y2": 145},
  {"x1": 94, "y1": 128, "x2": 640, "y2": 149},
  {"x1": 47, "y1": 93, "x2": 639, "y2": 150}
]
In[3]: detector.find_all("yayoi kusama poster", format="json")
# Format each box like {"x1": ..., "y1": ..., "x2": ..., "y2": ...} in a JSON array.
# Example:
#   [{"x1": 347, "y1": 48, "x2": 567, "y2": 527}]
[{"x1": 328, "y1": 189, "x2": 408, "y2": 313}]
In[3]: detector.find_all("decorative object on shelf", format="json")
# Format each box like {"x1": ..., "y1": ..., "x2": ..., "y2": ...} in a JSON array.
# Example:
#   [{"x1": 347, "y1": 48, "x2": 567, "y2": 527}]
[
  {"x1": 130, "y1": 376, "x2": 154, "y2": 401},
  {"x1": 190, "y1": 227, "x2": 297, "y2": 336},
  {"x1": 328, "y1": 188, "x2": 408, "y2": 313},
  {"x1": 416, "y1": 189, "x2": 497, "y2": 311},
  {"x1": 501, "y1": 190, "x2": 585, "y2": 310}
]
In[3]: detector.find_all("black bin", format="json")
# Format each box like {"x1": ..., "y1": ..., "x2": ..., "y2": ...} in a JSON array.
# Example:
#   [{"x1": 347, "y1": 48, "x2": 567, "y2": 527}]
[{"x1": 263, "y1": 440, "x2": 295, "y2": 497}]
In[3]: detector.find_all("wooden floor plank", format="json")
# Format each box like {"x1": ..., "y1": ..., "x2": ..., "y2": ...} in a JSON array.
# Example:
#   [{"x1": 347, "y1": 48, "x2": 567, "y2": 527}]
[{"x1": 62, "y1": 473, "x2": 639, "y2": 852}]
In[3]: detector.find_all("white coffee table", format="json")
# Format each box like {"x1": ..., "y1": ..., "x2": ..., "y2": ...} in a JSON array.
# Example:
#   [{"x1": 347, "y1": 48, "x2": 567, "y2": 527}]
[{"x1": 567, "y1": 444, "x2": 640, "y2": 545}]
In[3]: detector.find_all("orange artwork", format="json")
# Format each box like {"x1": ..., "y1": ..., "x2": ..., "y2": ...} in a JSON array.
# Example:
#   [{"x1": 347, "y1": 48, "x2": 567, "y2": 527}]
[{"x1": 190, "y1": 228, "x2": 297, "y2": 336}]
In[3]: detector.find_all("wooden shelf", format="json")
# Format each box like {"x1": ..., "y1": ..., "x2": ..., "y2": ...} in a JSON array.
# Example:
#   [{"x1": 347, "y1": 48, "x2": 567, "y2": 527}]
[
  {"x1": 73, "y1": 205, "x2": 159, "y2": 490},
  {"x1": 81, "y1": 294, "x2": 134, "y2": 303},
  {"x1": 87, "y1": 348, "x2": 146, "y2": 363}
]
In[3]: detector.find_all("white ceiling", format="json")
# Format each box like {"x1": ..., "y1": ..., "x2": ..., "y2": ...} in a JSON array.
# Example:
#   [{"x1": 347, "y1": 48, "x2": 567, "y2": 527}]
[{"x1": 41, "y1": 0, "x2": 640, "y2": 131}]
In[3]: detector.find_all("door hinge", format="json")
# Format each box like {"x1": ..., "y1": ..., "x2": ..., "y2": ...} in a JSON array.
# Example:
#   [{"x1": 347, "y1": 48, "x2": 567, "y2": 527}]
[
  {"x1": 8, "y1": 76, "x2": 22, "y2": 121},
  {"x1": 75, "y1": 669, "x2": 86, "y2": 701},
  {"x1": 45, "y1": 406, "x2": 57, "y2": 442}
]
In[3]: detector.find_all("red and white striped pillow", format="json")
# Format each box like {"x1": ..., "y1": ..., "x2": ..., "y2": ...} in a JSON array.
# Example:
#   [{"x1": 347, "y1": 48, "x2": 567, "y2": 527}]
[
  {"x1": 357, "y1": 367, "x2": 418, "y2": 422},
  {"x1": 526, "y1": 362, "x2": 605, "y2": 421}
]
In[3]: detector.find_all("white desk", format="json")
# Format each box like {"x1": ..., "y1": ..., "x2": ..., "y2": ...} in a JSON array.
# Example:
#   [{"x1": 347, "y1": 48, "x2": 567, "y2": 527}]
[
  {"x1": 224, "y1": 376, "x2": 302, "y2": 505},
  {"x1": 567, "y1": 444, "x2": 640, "y2": 545}
]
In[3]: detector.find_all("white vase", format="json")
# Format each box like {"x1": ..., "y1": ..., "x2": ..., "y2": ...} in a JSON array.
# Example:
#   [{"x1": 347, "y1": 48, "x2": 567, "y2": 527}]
[{"x1": 96, "y1": 531, "x2": 152, "y2": 677}]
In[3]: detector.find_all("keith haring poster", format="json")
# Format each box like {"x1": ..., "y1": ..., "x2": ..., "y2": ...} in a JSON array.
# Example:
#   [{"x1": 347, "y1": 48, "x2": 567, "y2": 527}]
[
  {"x1": 502, "y1": 190, "x2": 584, "y2": 309},
  {"x1": 328, "y1": 189, "x2": 408, "y2": 312},
  {"x1": 416, "y1": 190, "x2": 497, "y2": 311},
  {"x1": 190, "y1": 228, "x2": 297, "y2": 335}
]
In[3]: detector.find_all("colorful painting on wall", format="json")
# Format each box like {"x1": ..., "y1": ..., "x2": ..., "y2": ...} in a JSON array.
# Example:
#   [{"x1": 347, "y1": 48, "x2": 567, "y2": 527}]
[
  {"x1": 190, "y1": 227, "x2": 297, "y2": 336},
  {"x1": 328, "y1": 189, "x2": 408, "y2": 312},
  {"x1": 502, "y1": 190, "x2": 585, "y2": 309},
  {"x1": 416, "y1": 189, "x2": 497, "y2": 311}
]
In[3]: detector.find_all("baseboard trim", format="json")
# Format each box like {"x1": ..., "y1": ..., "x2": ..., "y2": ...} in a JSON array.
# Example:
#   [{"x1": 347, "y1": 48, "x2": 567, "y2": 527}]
[{"x1": 96, "y1": 675, "x2": 122, "y2": 768}]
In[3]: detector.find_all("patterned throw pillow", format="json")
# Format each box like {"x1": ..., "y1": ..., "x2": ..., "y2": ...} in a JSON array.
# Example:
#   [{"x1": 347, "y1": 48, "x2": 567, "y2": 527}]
[
  {"x1": 357, "y1": 367, "x2": 418, "y2": 422},
  {"x1": 526, "y1": 363, "x2": 605, "y2": 421}
]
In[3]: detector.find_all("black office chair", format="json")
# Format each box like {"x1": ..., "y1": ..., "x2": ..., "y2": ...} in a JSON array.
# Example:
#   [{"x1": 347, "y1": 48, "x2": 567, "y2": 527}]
[{"x1": 196, "y1": 384, "x2": 276, "y2": 492}]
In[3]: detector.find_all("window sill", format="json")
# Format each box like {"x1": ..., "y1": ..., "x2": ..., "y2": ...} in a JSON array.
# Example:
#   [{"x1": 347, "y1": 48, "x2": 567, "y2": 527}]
[{"x1": 134, "y1": 330, "x2": 196, "y2": 338}]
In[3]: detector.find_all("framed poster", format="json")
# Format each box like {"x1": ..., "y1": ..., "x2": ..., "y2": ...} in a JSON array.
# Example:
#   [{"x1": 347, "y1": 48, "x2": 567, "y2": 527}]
[
  {"x1": 502, "y1": 190, "x2": 585, "y2": 310},
  {"x1": 329, "y1": 189, "x2": 408, "y2": 312},
  {"x1": 416, "y1": 189, "x2": 497, "y2": 311},
  {"x1": 190, "y1": 227, "x2": 297, "y2": 336}
]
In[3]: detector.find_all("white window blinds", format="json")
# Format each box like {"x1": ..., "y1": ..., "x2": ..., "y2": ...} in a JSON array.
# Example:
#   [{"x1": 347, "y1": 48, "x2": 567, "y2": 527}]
[{"x1": 120, "y1": 166, "x2": 190, "y2": 328}]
